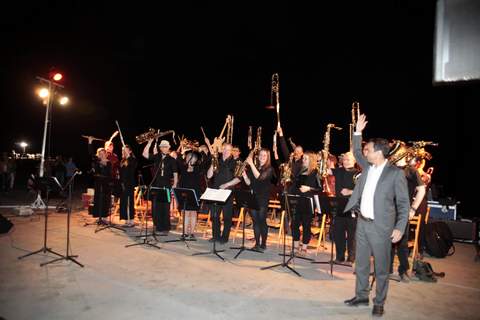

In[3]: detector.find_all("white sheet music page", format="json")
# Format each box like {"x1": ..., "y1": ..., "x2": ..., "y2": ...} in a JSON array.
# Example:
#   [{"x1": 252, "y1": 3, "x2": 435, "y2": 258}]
[{"x1": 200, "y1": 188, "x2": 232, "y2": 203}]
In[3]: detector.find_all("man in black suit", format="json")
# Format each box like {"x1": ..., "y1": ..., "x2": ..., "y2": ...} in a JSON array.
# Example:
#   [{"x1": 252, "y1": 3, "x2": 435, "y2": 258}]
[{"x1": 343, "y1": 114, "x2": 410, "y2": 317}]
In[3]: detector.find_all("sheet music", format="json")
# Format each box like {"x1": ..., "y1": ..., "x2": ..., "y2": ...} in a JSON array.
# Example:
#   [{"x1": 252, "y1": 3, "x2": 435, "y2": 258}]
[
  {"x1": 313, "y1": 194, "x2": 320, "y2": 213},
  {"x1": 200, "y1": 188, "x2": 232, "y2": 203}
]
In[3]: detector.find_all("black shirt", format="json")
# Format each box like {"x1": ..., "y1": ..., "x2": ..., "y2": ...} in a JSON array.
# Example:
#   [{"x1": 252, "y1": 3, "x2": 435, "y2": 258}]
[
  {"x1": 148, "y1": 153, "x2": 178, "y2": 187},
  {"x1": 332, "y1": 167, "x2": 358, "y2": 198},
  {"x1": 211, "y1": 156, "x2": 236, "y2": 188},
  {"x1": 119, "y1": 157, "x2": 137, "y2": 188},
  {"x1": 402, "y1": 166, "x2": 425, "y2": 201},
  {"x1": 247, "y1": 165, "x2": 274, "y2": 203},
  {"x1": 293, "y1": 170, "x2": 321, "y2": 197},
  {"x1": 178, "y1": 159, "x2": 204, "y2": 197}
]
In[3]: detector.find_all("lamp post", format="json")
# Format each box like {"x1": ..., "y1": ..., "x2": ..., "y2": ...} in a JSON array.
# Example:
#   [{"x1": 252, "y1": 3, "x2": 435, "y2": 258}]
[
  {"x1": 19, "y1": 142, "x2": 28, "y2": 154},
  {"x1": 36, "y1": 75, "x2": 68, "y2": 177}
]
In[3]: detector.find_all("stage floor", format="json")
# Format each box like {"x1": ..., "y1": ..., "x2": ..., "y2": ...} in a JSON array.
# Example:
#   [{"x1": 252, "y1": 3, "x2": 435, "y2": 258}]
[{"x1": 1, "y1": 209, "x2": 479, "y2": 320}]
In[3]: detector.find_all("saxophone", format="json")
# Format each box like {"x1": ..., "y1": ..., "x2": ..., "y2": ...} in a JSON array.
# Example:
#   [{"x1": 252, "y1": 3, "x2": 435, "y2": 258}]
[
  {"x1": 280, "y1": 153, "x2": 293, "y2": 186},
  {"x1": 318, "y1": 124, "x2": 342, "y2": 194},
  {"x1": 234, "y1": 127, "x2": 261, "y2": 177}
]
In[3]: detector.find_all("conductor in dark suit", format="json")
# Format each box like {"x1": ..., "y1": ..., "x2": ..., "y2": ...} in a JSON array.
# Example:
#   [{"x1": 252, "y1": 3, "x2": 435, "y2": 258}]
[{"x1": 343, "y1": 114, "x2": 410, "y2": 317}]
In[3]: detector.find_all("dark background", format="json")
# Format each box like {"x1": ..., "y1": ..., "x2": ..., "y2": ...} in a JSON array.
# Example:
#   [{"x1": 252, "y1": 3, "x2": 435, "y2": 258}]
[{"x1": 0, "y1": 1, "x2": 474, "y2": 215}]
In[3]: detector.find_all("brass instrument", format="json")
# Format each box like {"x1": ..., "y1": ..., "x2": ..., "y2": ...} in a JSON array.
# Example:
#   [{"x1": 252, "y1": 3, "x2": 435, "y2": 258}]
[
  {"x1": 211, "y1": 115, "x2": 232, "y2": 153},
  {"x1": 135, "y1": 129, "x2": 175, "y2": 144},
  {"x1": 81, "y1": 135, "x2": 106, "y2": 142},
  {"x1": 234, "y1": 126, "x2": 262, "y2": 177},
  {"x1": 288, "y1": 137, "x2": 297, "y2": 150},
  {"x1": 280, "y1": 153, "x2": 294, "y2": 186},
  {"x1": 271, "y1": 73, "x2": 280, "y2": 127},
  {"x1": 178, "y1": 135, "x2": 200, "y2": 152},
  {"x1": 247, "y1": 126, "x2": 253, "y2": 150},
  {"x1": 226, "y1": 115, "x2": 234, "y2": 145},
  {"x1": 349, "y1": 101, "x2": 360, "y2": 151},
  {"x1": 318, "y1": 123, "x2": 342, "y2": 194}
]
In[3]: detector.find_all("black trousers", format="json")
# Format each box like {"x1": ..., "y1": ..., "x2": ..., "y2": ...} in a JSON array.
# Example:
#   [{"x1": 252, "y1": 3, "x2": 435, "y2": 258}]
[
  {"x1": 291, "y1": 206, "x2": 312, "y2": 245},
  {"x1": 390, "y1": 222, "x2": 410, "y2": 275},
  {"x1": 210, "y1": 198, "x2": 233, "y2": 241},
  {"x1": 120, "y1": 186, "x2": 135, "y2": 220},
  {"x1": 251, "y1": 205, "x2": 268, "y2": 246},
  {"x1": 152, "y1": 195, "x2": 171, "y2": 232},
  {"x1": 333, "y1": 215, "x2": 357, "y2": 261}
]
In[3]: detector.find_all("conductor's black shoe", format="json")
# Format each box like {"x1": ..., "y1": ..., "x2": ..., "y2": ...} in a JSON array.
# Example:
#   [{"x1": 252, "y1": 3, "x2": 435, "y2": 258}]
[
  {"x1": 344, "y1": 297, "x2": 369, "y2": 306},
  {"x1": 372, "y1": 305, "x2": 384, "y2": 317}
]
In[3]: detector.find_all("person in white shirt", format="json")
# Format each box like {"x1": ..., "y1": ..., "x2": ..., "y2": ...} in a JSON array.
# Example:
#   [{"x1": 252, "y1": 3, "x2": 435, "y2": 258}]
[{"x1": 343, "y1": 114, "x2": 410, "y2": 318}]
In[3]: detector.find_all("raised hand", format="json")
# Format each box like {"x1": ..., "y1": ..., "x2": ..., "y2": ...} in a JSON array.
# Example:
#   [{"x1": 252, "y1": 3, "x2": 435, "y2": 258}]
[{"x1": 356, "y1": 114, "x2": 368, "y2": 133}]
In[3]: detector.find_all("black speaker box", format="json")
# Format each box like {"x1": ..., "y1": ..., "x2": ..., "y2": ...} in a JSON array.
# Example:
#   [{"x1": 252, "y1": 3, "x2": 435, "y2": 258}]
[{"x1": 0, "y1": 214, "x2": 14, "y2": 234}]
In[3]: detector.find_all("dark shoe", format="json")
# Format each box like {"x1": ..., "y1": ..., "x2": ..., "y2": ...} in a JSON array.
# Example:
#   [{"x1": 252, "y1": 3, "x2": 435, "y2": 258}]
[
  {"x1": 208, "y1": 238, "x2": 217, "y2": 243},
  {"x1": 260, "y1": 244, "x2": 267, "y2": 251},
  {"x1": 335, "y1": 257, "x2": 345, "y2": 263},
  {"x1": 189, "y1": 234, "x2": 196, "y2": 240},
  {"x1": 344, "y1": 297, "x2": 369, "y2": 307},
  {"x1": 372, "y1": 305, "x2": 384, "y2": 317},
  {"x1": 219, "y1": 238, "x2": 229, "y2": 244}
]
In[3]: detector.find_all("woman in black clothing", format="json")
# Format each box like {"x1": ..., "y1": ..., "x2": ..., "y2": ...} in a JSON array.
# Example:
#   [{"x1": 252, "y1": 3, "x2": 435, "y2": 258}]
[
  {"x1": 178, "y1": 151, "x2": 204, "y2": 238},
  {"x1": 242, "y1": 148, "x2": 274, "y2": 251},
  {"x1": 88, "y1": 139, "x2": 112, "y2": 220},
  {"x1": 119, "y1": 145, "x2": 137, "y2": 227},
  {"x1": 291, "y1": 151, "x2": 321, "y2": 254}
]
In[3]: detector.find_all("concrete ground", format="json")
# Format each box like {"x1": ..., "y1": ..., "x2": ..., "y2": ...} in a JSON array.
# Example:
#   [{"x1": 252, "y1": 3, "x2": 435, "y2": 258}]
[{"x1": 1, "y1": 206, "x2": 479, "y2": 320}]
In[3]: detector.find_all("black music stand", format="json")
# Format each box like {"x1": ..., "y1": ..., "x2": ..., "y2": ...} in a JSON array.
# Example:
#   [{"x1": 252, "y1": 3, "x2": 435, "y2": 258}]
[
  {"x1": 18, "y1": 176, "x2": 65, "y2": 263},
  {"x1": 278, "y1": 194, "x2": 315, "y2": 262},
  {"x1": 126, "y1": 186, "x2": 170, "y2": 250},
  {"x1": 311, "y1": 196, "x2": 352, "y2": 275},
  {"x1": 230, "y1": 190, "x2": 262, "y2": 259},
  {"x1": 41, "y1": 171, "x2": 84, "y2": 267},
  {"x1": 261, "y1": 193, "x2": 305, "y2": 277},
  {"x1": 192, "y1": 188, "x2": 232, "y2": 262},
  {"x1": 164, "y1": 187, "x2": 199, "y2": 248}
]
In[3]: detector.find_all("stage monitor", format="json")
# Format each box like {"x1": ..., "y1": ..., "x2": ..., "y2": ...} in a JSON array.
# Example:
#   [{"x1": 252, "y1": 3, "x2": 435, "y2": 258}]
[{"x1": 433, "y1": 0, "x2": 480, "y2": 83}]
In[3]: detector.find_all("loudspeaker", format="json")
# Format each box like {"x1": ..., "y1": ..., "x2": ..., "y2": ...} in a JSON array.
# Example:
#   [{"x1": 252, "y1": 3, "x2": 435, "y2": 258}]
[
  {"x1": 444, "y1": 220, "x2": 478, "y2": 241},
  {"x1": 0, "y1": 214, "x2": 14, "y2": 234}
]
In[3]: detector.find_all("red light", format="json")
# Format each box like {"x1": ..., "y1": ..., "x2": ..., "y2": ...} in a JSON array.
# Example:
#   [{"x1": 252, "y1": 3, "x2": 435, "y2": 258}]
[{"x1": 53, "y1": 73, "x2": 63, "y2": 81}]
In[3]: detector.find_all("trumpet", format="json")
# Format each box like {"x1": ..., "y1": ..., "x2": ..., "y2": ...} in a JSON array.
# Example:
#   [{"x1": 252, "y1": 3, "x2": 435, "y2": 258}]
[{"x1": 135, "y1": 129, "x2": 175, "y2": 144}]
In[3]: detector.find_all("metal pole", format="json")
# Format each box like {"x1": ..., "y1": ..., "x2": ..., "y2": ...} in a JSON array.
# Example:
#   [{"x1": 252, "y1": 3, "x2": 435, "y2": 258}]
[{"x1": 39, "y1": 81, "x2": 53, "y2": 177}]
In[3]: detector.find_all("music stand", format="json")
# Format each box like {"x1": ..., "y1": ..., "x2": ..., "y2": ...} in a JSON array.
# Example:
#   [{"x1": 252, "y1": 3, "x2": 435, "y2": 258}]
[
  {"x1": 18, "y1": 176, "x2": 65, "y2": 264},
  {"x1": 261, "y1": 193, "x2": 305, "y2": 277},
  {"x1": 192, "y1": 188, "x2": 232, "y2": 261},
  {"x1": 230, "y1": 190, "x2": 262, "y2": 259},
  {"x1": 126, "y1": 186, "x2": 170, "y2": 250},
  {"x1": 311, "y1": 196, "x2": 352, "y2": 276},
  {"x1": 41, "y1": 171, "x2": 84, "y2": 267},
  {"x1": 164, "y1": 187, "x2": 200, "y2": 248}
]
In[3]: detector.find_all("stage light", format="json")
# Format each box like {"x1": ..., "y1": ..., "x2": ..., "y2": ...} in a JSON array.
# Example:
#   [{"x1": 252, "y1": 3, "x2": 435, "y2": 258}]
[
  {"x1": 52, "y1": 73, "x2": 63, "y2": 81},
  {"x1": 59, "y1": 96, "x2": 69, "y2": 105},
  {"x1": 38, "y1": 88, "x2": 49, "y2": 98}
]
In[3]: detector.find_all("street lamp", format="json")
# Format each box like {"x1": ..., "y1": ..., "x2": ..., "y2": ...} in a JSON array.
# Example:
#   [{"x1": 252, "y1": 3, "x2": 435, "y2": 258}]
[
  {"x1": 18, "y1": 141, "x2": 28, "y2": 154},
  {"x1": 36, "y1": 73, "x2": 68, "y2": 177}
]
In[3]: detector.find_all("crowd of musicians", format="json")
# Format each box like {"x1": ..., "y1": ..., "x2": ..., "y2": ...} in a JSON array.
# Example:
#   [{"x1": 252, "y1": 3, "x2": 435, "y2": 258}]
[
  {"x1": 86, "y1": 115, "x2": 432, "y2": 266},
  {"x1": 85, "y1": 112, "x2": 434, "y2": 315}
]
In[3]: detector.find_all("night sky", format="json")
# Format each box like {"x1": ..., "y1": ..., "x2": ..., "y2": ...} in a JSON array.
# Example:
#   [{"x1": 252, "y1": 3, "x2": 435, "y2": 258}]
[{"x1": 1, "y1": 1, "x2": 475, "y2": 215}]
